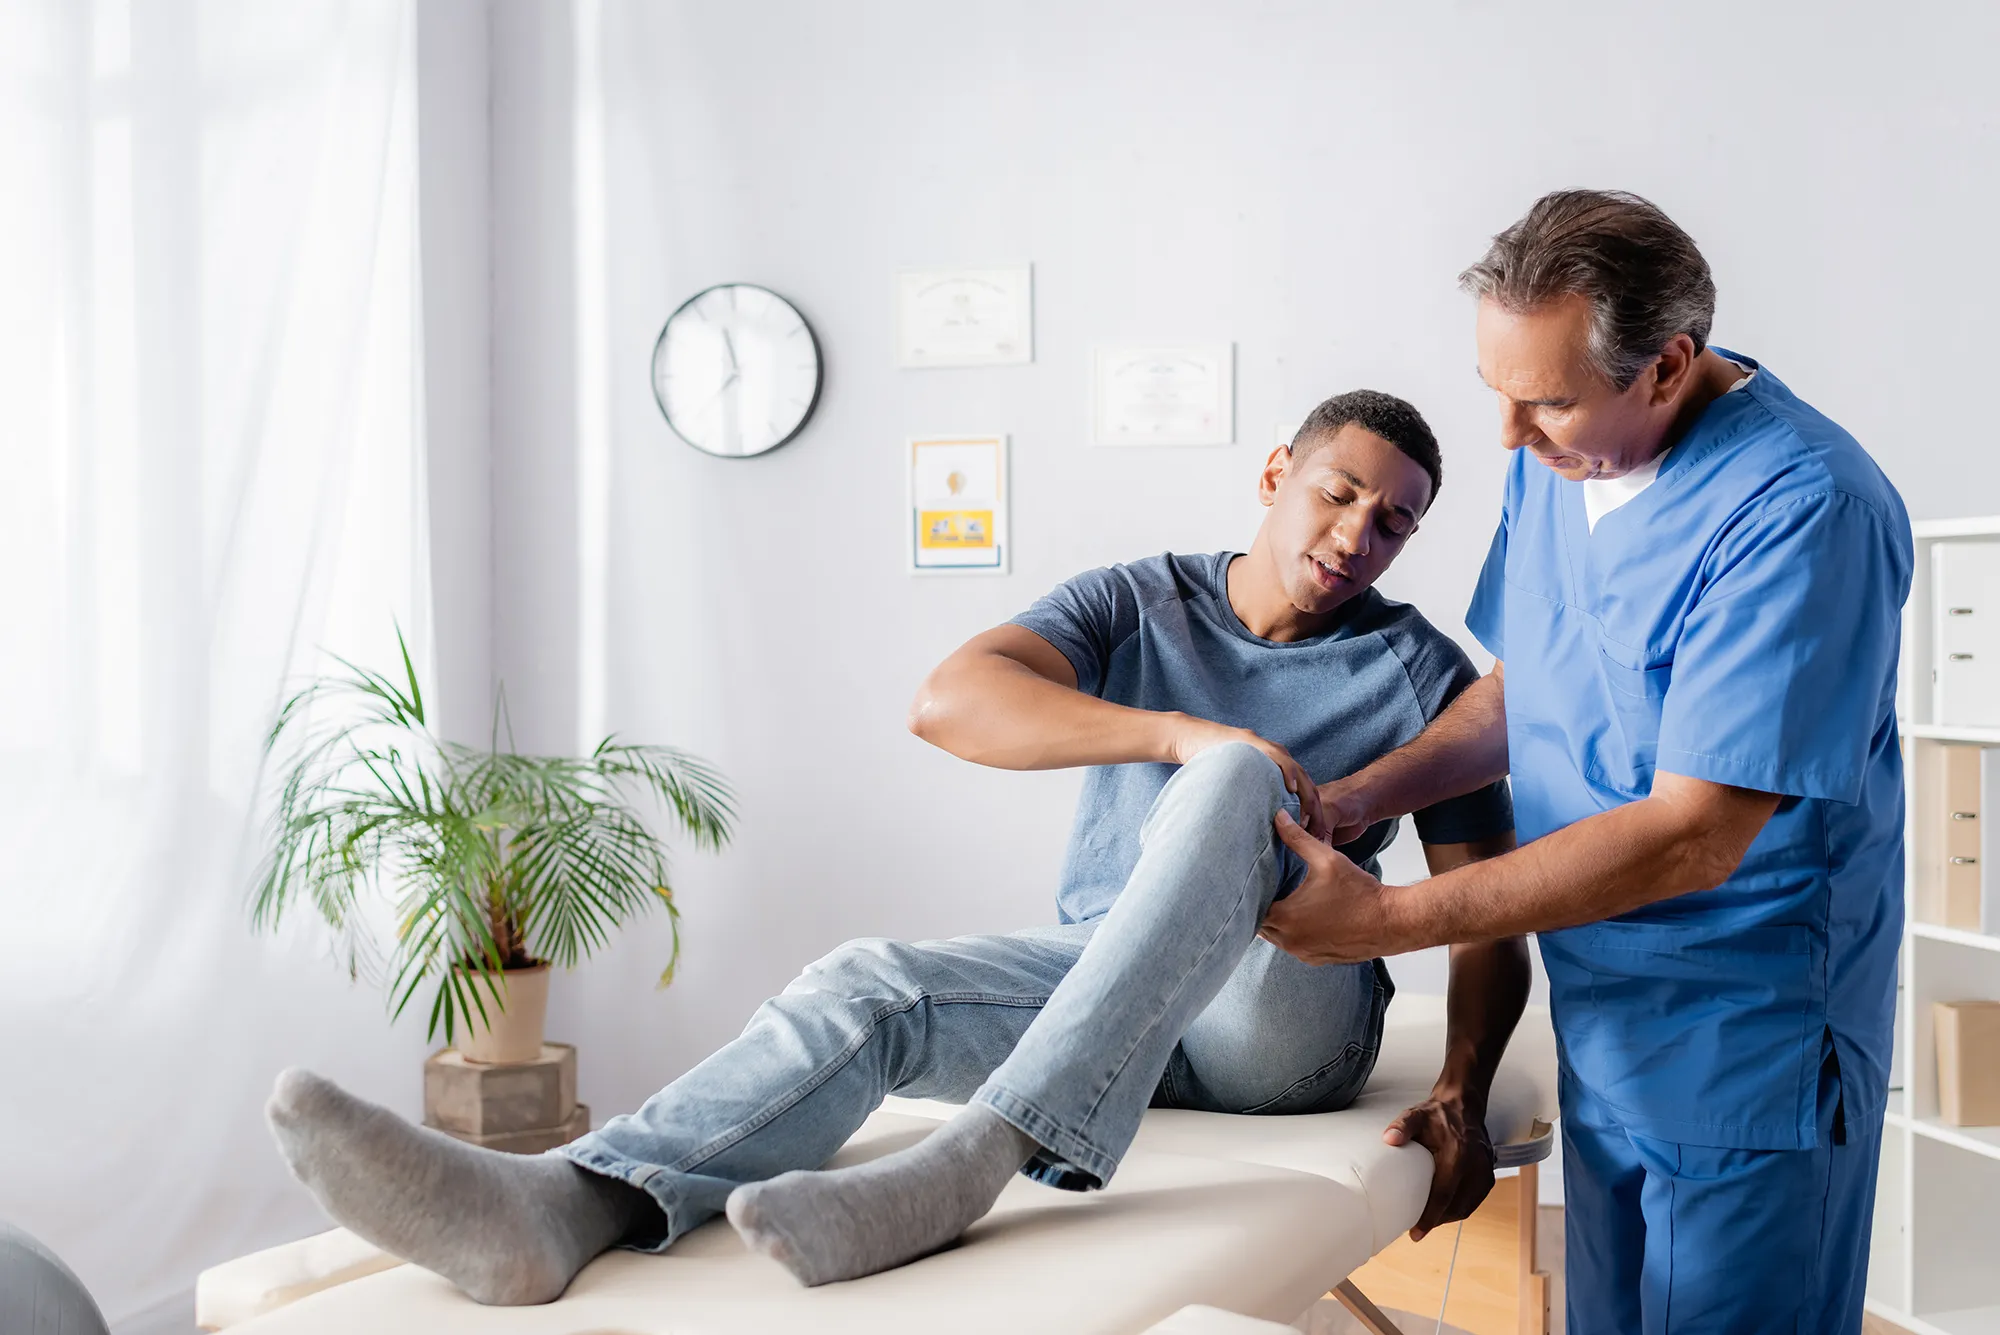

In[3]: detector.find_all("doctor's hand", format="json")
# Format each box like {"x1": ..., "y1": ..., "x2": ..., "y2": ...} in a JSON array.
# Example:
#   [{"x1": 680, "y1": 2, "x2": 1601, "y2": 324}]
[
  {"x1": 1383, "y1": 1092, "x2": 1497, "y2": 1241},
  {"x1": 1258, "y1": 810, "x2": 1408, "y2": 964}
]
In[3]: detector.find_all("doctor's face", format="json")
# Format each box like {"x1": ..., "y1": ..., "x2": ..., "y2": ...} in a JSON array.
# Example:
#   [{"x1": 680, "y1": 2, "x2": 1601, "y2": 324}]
[{"x1": 1474, "y1": 294, "x2": 1667, "y2": 481}]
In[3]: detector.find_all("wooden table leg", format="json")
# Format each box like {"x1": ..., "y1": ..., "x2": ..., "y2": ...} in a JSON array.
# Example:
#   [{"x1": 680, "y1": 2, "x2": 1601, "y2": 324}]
[
  {"x1": 1517, "y1": 1156, "x2": 1551, "y2": 1335},
  {"x1": 1333, "y1": 1279, "x2": 1407, "y2": 1335}
]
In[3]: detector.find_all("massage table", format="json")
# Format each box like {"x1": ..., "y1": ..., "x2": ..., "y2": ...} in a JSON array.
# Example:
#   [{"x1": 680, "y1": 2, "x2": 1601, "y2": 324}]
[{"x1": 196, "y1": 996, "x2": 1558, "y2": 1335}]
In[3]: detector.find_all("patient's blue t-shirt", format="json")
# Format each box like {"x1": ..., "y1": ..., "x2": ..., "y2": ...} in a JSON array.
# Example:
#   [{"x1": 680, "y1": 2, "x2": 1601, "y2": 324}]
[{"x1": 1013, "y1": 551, "x2": 1513, "y2": 925}]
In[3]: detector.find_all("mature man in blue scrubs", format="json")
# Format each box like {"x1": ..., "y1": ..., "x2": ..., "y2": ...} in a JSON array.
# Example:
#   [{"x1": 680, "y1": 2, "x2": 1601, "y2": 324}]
[{"x1": 1259, "y1": 190, "x2": 1912, "y2": 1332}]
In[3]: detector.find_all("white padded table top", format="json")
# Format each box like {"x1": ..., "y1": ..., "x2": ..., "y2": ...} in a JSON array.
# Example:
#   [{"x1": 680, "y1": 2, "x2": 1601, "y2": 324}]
[
  {"x1": 201, "y1": 998, "x2": 1558, "y2": 1335},
  {"x1": 215, "y1": 1113, "x2": 1363, "y2": 1335}
]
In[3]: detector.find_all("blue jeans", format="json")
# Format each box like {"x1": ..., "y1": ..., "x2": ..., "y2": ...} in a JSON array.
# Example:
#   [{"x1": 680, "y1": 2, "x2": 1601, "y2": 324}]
[{"x1": 559, "y1": 743, "x2": 1391, "y2": 1247}]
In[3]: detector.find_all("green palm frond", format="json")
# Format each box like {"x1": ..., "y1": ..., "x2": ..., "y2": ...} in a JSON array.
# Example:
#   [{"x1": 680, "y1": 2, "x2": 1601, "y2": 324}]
[
  {"x1": 510, "y1": 807, "x2": 670, "y2": 968},
  {"x1": 250, "y1": 625, "x2": 735, "y2": 1043},
  {"x1": 588, "y1": 740, "x2": 737, "y2": 852}
]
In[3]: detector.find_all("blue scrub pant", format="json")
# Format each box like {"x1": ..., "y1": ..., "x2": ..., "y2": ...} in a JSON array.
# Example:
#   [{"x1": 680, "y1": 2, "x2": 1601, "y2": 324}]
[{"x1": 1560, "y1": 1057, "x2": 1880, "y2": 1334}]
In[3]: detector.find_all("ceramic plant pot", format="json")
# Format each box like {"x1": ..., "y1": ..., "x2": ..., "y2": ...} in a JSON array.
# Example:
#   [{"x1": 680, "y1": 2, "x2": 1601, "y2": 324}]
[{"x1": 453, "y1": 963, "x2": 552, "y2": 1065}]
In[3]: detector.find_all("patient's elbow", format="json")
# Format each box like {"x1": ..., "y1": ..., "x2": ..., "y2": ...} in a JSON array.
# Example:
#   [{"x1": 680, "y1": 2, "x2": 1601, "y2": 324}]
[{"x1": 907, "y1": 676, "x2": 947, "y2": 742}]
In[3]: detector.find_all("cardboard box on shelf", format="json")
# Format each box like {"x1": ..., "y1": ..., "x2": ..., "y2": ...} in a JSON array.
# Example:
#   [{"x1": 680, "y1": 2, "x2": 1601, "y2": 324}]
[
  {"x1": 1935, "y1": 999, "x2": 2000, "y2": 1127},
  {"x1": 1918, "y1": 744, "x2": 1986, "y2": 929}
]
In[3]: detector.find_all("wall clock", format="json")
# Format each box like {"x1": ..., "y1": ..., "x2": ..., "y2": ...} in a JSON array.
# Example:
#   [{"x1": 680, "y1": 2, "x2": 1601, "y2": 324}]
[{"x1": 651, "y1": 283, "x2": 822, "y2": 458}]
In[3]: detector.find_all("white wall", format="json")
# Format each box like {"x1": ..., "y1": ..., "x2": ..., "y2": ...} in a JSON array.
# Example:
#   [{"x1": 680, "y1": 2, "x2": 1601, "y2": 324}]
[
  {"x1": 418, "y1": 0, "x2": 494, "y2": 749},
  {"x1": 477, "y1": 0, "x2": 2000, "y2": 1141}
]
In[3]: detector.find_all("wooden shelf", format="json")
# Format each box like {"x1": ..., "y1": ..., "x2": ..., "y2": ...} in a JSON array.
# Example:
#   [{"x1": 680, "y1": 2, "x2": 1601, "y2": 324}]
[
  {"x1": 1907, "y1": 723, "x2": 2000, "y2": 745},
  {"x1": 1871, "y1": 1299, "x2": 2000, "y2": 1335},
  {"x1": 1914, "y1": 518, "x2": 2000, "y2": 541},
  {"x1": 1911, "y1": 922, "x2": 2000, "y2": 954},
  {"x1": 1888, "y1": 1109, "x2": 2000, "y2": 1165}
]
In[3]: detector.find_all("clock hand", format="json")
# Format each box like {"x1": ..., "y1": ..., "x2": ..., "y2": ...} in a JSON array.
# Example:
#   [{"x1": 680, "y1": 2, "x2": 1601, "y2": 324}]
[
  {"x1": 721, "y1": 327, "x2": 740, "y2": 373},
  {"x1": 692, "y1": 372, "x2": 740, "y2": 419}
]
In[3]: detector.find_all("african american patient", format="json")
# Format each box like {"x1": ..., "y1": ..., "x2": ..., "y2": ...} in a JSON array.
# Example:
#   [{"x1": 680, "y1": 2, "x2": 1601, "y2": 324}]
[{"x1": 265, "y1": 389, "x2": 1529, "y2": 1301}]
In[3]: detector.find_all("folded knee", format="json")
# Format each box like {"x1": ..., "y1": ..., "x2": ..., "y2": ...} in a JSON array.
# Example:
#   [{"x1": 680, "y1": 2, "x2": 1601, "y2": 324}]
[
  {"x1": 1169, "y1": 741, "x2": 1291, "y2": 817},
  {"x1": 795, "y1": 937, "x2": 922, "y2": 997},
  {"x1": 758, "y1": 938, "x2": 932, "y2": 1045}
]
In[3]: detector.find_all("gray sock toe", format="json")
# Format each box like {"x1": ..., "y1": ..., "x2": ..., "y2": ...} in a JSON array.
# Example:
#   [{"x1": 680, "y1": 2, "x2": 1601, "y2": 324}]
[
  {"x1": 727, "y1": 1104, "x2": 1037, "y2": 1286},
  {"x1": 264, "y1": 1068, "x2": 653, "y2": 1305}
]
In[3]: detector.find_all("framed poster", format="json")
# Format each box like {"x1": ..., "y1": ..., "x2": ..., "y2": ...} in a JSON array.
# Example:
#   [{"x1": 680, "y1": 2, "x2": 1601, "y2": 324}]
[
  {"x1": 908, "y1": 435, "x2": 1009, "y2": 575},
  {"x1": 1091, "y1": 343, "x2": 1234, "y2": 447},
  {"x1": 895, "y1": 267, "x2": 1033, "y2": 368}
]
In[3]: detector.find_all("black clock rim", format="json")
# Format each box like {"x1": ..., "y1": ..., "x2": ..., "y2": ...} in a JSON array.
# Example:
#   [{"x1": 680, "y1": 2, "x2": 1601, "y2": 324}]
[{"x1": 650, "y1": 282, "x2": 823, "y2": 460}]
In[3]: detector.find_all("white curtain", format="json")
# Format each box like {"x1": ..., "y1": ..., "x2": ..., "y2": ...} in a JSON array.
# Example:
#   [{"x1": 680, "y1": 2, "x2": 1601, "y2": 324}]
[{"x1": 0, "y1": 0, "x2": 431, "y2": 1324}]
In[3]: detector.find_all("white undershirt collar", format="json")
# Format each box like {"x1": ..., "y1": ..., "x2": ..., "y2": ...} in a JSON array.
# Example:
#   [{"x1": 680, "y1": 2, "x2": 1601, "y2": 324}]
[{"x1": 1582, "y1": 359, "x2": 1755, "y2": 533}]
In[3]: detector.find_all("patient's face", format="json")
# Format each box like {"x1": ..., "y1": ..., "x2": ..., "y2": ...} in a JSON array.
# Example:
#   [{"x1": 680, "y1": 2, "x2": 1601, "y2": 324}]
[{"x1": 1259, "y1": 426, "x2": 1431, "y2": 617}]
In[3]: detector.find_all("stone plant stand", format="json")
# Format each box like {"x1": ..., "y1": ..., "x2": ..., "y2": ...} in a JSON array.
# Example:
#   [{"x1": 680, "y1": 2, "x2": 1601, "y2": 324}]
[{"x1": 423, "y1": 1043, "x2": 590, "y2": 1154}]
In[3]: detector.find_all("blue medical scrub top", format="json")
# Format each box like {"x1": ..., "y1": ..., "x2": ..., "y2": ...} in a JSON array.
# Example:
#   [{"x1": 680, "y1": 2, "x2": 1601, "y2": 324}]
[{"x1": 1466, "y1": 352, "x2": 1912, "y2": 1151}]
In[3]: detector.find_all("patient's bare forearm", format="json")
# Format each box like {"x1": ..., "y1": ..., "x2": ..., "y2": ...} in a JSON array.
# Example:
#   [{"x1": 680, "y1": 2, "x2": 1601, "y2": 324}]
[
  {"x1": 1421, "y1": 838, "x2": 1527, "y2": 1112},
  {"x1": 908, "y1": 626, "x2": 1178, "y2": 770},
  {"x1": 1435, "y1": 939, "x2": 1530, "y2": 1111},
  {"x1": 1331, "y1": 666, "x2": 1509, "y2": 824}
]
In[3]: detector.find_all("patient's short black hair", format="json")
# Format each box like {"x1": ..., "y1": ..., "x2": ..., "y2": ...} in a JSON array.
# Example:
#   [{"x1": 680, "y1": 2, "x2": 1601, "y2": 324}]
[{"x1": 1290, "y1": 389, "x2": 1442, "y2": 507}]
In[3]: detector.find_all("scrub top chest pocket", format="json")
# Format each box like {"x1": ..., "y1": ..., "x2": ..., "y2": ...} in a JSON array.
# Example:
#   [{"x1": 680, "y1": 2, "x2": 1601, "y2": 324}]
[{"x1": 1594, "y1": 638, "x2": 1673, "y2": 796}]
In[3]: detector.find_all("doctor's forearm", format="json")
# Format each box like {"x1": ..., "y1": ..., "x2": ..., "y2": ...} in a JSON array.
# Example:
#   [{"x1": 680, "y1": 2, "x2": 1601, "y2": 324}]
[
  {"x1": 1325, "y1": 667, "x2": 1509, "y2": 821},
  {"x1": 1392, "y1": 772, "x2": 1780, "y2": 944}
]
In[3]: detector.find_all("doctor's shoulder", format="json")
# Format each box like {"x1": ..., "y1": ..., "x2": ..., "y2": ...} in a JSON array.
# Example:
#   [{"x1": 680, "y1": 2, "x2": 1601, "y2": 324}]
[
  {"x1": 1677, "y1": 383, "x2": 1904, "y2": 559},
  {"x1": 1693, "y1": 449, "x2": 1913, "y2": 604},
  {"x1": 1721, "y1": 370, "x2": 1904, "y2": 517}
]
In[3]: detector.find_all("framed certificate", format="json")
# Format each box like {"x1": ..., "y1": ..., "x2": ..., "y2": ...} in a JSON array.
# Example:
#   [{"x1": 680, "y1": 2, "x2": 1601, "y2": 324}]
[
  {"x1": 896, "y1": 267, "x2": 1033, "y2": 368},
  {"x1": 1091, "y1": 344, "x2": 1234, "y2": 447},
  {"x1": 908, "y1": 435, "x2": 1010, "y2": 575}
]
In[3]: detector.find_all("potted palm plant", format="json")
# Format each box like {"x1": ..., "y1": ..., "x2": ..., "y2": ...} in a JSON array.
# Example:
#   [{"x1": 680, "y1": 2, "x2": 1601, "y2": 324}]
[{"x1": 251, "y1": 634, "x2": 734, "y2": 1064}]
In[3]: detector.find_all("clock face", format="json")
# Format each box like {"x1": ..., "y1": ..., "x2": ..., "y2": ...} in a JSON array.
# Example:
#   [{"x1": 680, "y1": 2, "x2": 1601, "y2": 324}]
[{"x1": 651, "y1": 284, "x2": 822, "y2": 458}]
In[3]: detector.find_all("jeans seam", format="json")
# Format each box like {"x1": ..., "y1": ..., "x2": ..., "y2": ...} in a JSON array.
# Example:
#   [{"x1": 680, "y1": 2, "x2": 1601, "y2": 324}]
[
  {"x1": 659, "y1": 990, "x2": 1052, "y2": 1174},
  {"x1": 1235, "y1": 1040, "x2": 1370, "y2": 1115}
]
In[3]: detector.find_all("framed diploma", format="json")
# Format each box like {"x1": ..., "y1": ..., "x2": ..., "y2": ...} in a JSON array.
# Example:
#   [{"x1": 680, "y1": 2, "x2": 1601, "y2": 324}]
[
  {"x1": 895, "y1": 267, "x2": 1033, "y2": 368},
  {"x1": 1091, "y1": 344, "x2": 1234, "y2": 446},
  {"x1": 908, "y1": 435, "x2": 1010, "y2": 575}
]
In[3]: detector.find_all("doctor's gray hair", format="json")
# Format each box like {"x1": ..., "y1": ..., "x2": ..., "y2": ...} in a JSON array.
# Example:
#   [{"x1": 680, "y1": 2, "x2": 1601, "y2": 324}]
[{"x1": 1459, "y1": 190, "x2": 1717, "y2": 391}]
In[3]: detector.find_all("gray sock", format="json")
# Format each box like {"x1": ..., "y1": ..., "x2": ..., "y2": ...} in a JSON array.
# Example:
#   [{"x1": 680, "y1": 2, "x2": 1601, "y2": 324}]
[
  {"x1": 725, "y1": 1103, "x2": 1037, "y2": 1286},
  {"x1": 265, "y1": 1068, "x2": 655, "y2": 1305}
]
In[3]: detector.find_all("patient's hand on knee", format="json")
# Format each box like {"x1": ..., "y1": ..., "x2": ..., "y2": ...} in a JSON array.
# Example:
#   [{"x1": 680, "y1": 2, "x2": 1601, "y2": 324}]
[{"x1": 1164, "y1": 718, "x2": 1326, "y2": 834}]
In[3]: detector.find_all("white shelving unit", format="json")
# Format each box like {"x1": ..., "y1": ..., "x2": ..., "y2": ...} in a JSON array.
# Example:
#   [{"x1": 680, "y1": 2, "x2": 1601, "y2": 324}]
[{"x1": 1868, "y1": 517, "x2": 2000, "y2": 1335}]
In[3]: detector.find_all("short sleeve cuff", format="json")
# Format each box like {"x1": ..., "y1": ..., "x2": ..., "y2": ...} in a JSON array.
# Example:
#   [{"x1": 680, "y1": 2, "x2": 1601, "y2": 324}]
[
  {"x1": 1466, "y1": 617, "x2": 1503, "y2": 662},
  {"x1": 1411, "y1": 778, "x2": 1515, "y2": 845},
  {"x1": 1655, "y1": 745, "x2": 1862, "y2": 806},
  {"x1": 1008, "y1": 614, "x2": 1103, "y2": 697}
]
